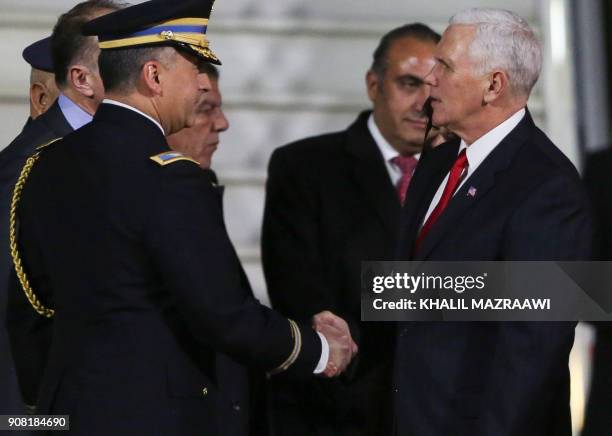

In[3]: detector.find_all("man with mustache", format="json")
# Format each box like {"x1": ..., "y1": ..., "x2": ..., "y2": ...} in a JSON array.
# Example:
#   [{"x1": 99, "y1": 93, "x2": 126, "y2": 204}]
[
  {"x1": 167, "y1": 63, "x2": 228, "y2": 170},
  {"x1": 167, "y1": 65, "x2": 252, "y2": 435}
]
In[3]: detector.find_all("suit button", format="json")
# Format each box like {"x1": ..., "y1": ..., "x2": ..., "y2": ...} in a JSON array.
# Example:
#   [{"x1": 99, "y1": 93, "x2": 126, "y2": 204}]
[
  {"x1": 232, "y1": 402, "x2": 241, "y2": 412},
  {"x1": 394, "y1": 388, "x2": 399, "y2": 393},
  {"x1": 202, "y1": 387, "x2": 208, "y2": 396}
]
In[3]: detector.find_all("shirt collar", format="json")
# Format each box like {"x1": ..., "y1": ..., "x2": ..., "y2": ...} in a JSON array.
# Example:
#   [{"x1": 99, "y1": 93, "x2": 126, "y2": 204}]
[
  {"x1": 102, "y1": 99, "x2": 165, "y2": 135},
  {"x1": 460, "y1": 108, "x2": 526, "y2": 168},
  {"x1": 367, "y1": 113, "x2": 421, "y2": 164},
  {"x1": 367, "y1": 113, "x2": 400, "y2": 162},
  {"x1": 58, "y1": 93, "x2": 93, "y2": 130}
]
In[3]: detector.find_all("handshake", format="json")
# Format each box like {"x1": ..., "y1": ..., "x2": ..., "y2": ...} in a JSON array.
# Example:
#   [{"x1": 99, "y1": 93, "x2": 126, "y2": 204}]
[{"x1": 312, "y1": 311, "x2": 358, "y2": 378}]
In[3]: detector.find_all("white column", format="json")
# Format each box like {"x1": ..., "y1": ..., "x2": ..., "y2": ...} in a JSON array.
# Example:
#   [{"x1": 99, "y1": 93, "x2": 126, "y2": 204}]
[{"x1": 538, "y1": 0, "x2": 580, "y2": 168}]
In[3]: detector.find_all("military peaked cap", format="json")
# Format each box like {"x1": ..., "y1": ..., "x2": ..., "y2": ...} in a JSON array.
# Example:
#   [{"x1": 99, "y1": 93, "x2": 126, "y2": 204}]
[
  {"x1": 22, "y1": 36, "x2": 54, "y2": 72},
  {"x1": 82, "y1": 0, "x2": 220, "y2": 65}
]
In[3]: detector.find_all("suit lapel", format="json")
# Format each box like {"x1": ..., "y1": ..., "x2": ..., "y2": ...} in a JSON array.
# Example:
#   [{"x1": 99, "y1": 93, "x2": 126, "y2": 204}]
[
  {"x1": 345, "y1": 112, "x2": 401, "y2": 237},
  {"x1": 415, "y1": 161, "x2": 496, "y2": 260},
  {"x1": 397, "y1": 140, "x2": 459, "y2": 259},
  {"x1": 415, "y1": 112, "x2": 534, "y2": 260}
]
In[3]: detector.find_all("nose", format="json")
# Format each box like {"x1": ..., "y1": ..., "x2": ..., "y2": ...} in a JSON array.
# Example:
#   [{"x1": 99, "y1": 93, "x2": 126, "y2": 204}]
[
  {"x1": 413, "y1": 84, "x2": 431, "y2": 113},
  {"x1": 214, "y1": 108, "x2": 229, "y2": 132}
]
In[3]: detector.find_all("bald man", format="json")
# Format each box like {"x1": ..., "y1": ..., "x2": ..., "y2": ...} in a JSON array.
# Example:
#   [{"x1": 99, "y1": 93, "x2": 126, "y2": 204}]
[{"x1": 22, "y1": 36, "x2": 60, "y2": 120}]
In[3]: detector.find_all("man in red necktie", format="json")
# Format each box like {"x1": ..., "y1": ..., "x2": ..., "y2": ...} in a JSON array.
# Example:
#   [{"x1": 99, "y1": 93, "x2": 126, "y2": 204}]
[
  {"x1": 262, "y1": 23, "x2": 441, "y2": 436},
  {"x1": 394, "y1": 8, "x2": 592, "y2": 436}
]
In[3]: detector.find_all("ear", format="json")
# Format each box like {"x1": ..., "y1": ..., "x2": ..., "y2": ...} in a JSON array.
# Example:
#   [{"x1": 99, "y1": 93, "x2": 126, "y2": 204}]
[
  {"x1": 483, "y1": 70, "x2": 508, "y2": 104},
  {"x1": 30, "y1": 82, "x2": 51, "y2": 118},
  {"x1": 141, "y1": 60, "x2": 164, "y2": 96},
  {"x1": 68, "y1": 65, "x2": 96, "y2": 98},
  {"x1": 366, "y1": 70, "x2": 381, "y2": 103}
]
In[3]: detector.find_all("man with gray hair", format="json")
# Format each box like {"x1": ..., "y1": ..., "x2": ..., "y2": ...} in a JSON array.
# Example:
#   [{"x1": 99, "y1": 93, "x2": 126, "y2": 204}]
[{"x1": 395, "y1": 8, "x2": 591, "y2": 436}]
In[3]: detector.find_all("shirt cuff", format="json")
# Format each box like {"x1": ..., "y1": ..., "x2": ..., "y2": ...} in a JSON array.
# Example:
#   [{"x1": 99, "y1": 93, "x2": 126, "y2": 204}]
[{"x1": 313, "y1": 331, "x2": 329, "y2": 374}]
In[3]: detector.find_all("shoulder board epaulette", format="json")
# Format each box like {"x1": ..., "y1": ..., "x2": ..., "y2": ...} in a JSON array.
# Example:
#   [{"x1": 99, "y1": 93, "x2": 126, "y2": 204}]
[
  {"x1": 150, "y1": 151, "x2": 199, "y2": 166},
  {"x1": 35, "y1": 137, "x2": 62, "y2": 151}
]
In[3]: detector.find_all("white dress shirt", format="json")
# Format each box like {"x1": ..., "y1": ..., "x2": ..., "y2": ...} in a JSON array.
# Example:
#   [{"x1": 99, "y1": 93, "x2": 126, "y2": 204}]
[
  {"x1": 422, "y1": 108, "x2": 526, "y2": 226},
  {"x1": 367, "y1": 114, "x2": 420, "y2": 186}
]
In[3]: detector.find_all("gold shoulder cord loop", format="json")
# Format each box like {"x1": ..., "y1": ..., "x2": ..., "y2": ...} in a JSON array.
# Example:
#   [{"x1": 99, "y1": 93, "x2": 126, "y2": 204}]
[{"x1": 8, "y1": 138, "x2": 61, "y2": 318}]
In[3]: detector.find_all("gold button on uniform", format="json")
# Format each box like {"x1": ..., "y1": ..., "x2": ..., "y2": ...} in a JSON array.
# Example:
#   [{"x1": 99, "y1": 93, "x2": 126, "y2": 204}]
[{"x1": 202, "y1": 387, "x2": 208, "y2": 396}]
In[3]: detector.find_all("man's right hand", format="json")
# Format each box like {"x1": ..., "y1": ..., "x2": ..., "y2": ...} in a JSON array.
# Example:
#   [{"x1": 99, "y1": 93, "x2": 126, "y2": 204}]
[{"x1": 312, "y1": 311, "x2": 358, "y2": 377}]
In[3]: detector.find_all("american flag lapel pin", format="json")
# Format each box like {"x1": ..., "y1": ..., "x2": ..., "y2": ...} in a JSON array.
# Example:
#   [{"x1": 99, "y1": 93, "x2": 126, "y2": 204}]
[{"x1": 467, "y1": 186, "x2": 477, "y2": 197}]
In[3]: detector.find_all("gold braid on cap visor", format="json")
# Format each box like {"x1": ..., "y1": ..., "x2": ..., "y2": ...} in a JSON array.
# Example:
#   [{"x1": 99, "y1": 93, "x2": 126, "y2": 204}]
[{"x1": 98, "y1": 18, "x2": 219, "y2": 63}]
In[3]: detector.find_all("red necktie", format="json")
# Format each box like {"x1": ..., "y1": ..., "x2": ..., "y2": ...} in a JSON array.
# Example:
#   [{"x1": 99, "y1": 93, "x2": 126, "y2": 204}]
[
  {"x1": 392, "y1": 155, "x2": 418, "y2": 205},
  {"x1": 415, "y1": 149, "x2": 468, "y2": 252}
]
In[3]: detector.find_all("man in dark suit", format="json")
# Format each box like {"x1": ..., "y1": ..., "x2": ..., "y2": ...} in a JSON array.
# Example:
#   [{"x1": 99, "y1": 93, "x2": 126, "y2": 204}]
[
  {"x1": 167, "y1": 63, "x2": 228, "y2": 170},
  {"x1": 168, "y1": 65, "x2": 258, "y2": 436},
  {"x1": 1, "y1": 0, "x2": 121, "y2": 412},
  {"x1": 393, "y1": 8, "x2": 592, "y2": 436},
  {"x1": 6, "y1": 1, "x2": 356, "y2": 434},
  {"x1": 262, "y1": 23, "x2": 440, "y2": 436},
  {"x1": 581, "y1": 150, "x2": 612, "y2": 436}
]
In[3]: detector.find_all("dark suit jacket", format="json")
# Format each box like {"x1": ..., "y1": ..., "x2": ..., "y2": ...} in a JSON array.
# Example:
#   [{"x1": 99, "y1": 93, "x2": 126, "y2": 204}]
[
  {"x1": 262, "y1": 111, "x2": 397, "y2": 435},
  {"x1": 394, "y1": 111, "x2": 592, "y2": 436},
  {"x1": 581, "y1": 149, "x2": 612, "y2": 436},
  {"x1": 6, "y1": 103, "x2": 321, "y2": 436},
  {"x1": 1, "y1": 102, "x2": 72, "y2": 409}
]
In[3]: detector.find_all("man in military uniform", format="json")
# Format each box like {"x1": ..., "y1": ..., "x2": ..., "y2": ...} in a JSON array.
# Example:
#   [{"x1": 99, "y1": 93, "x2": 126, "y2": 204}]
[
  {"x1": 0, "y1": 34, "x2": 58, "y2": 423},
  {"x1": 6, "y1": 0, "x2": 356, "y2": 434},
  {"x1": 2, "y1": 0, "x2": 123, "y2": 413}
]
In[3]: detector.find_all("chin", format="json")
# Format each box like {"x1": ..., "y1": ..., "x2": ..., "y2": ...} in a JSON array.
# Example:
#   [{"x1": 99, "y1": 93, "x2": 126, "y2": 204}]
[{"x1": 402, "y1": 136, "x2": 426, "y2": 149}]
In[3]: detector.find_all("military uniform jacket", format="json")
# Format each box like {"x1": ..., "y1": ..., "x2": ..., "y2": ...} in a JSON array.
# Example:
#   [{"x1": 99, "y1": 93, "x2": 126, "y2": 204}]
[
  {"x1": 8, "y1": 103, "x2": 320, "y2": 436},
  {"x1": 1, "y1": 101, "x2": 72, "y2": 408}
]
